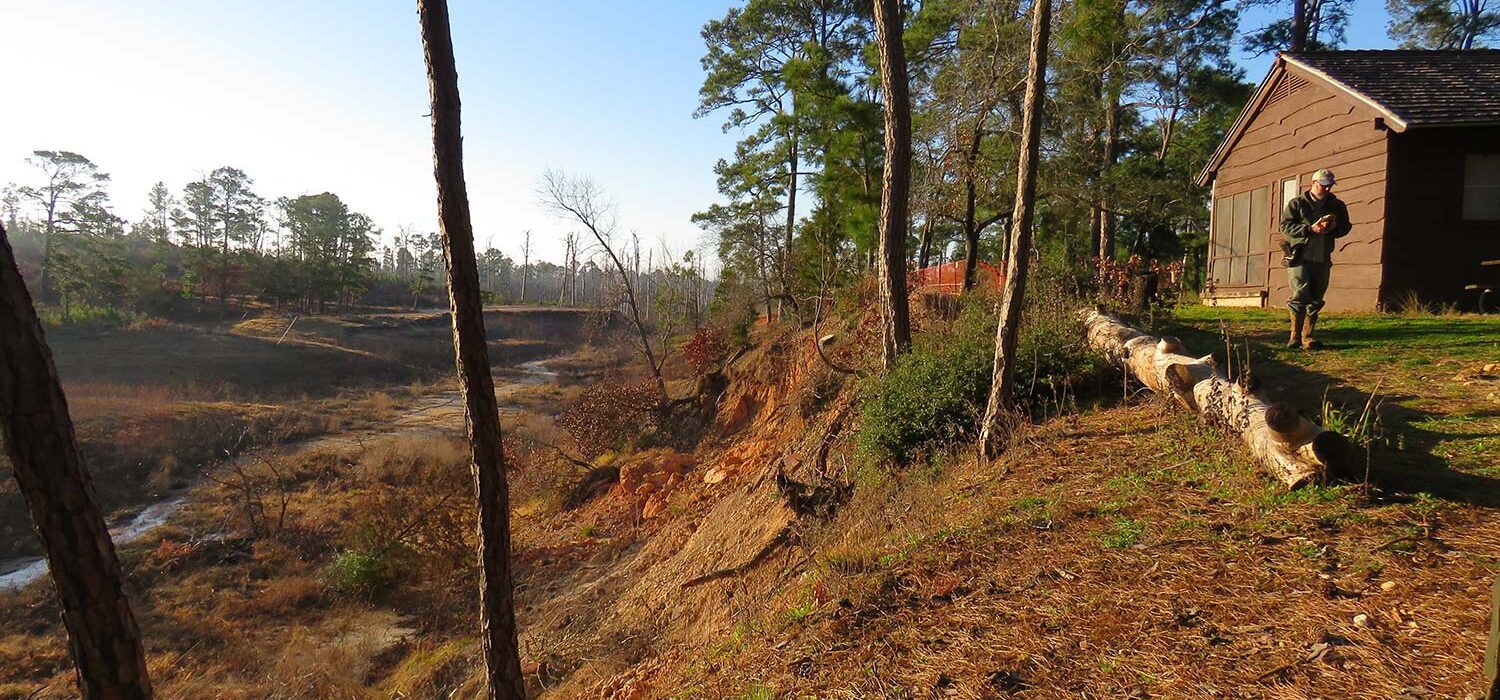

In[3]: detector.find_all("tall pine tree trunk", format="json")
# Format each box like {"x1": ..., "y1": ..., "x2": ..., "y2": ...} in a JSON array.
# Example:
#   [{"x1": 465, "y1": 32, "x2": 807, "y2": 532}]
[
  {"x1": 918, "y1": 214, "x2": 935, "y2": 270},
  {"x1": 785, "y1": 127, "x2": 798, "y2": 259},
  {"x1": 980, "y1": 0, "x2": 1052, "y2": 460},
  {"x1": 962, "y1": 117, "x2": 985, "y2": 291},
  {"x1": 1291, "y1": 0, "x2": 1308, "y2": 50},
  {"x1": 0, "y1": 223, "x2": 153, "y2": 699},
  {"x1": 875, "y1": 0, "x2": 913, "y2": 368},
  {"x1": 38, "y1": 203, "x2": 56, "y2": 302},
  {"x1": 417, "y1": 3, "x2": 525, "y2": 698},
  {"x1": 1098, "y1": 92, "x2": 1119, "y2": 262}
]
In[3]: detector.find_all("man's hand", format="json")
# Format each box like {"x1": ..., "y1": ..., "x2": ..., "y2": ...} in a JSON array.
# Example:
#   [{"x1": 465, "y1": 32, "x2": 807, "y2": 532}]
[{"x1": 1311, "y1": 215, "x2": 1335, "y2": 234}]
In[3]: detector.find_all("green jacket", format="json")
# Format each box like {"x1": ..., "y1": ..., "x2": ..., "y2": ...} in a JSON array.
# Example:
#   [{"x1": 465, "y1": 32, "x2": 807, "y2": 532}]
[{"x1": 1280, "y1": 191, "x2": 1352, "y2": 264}]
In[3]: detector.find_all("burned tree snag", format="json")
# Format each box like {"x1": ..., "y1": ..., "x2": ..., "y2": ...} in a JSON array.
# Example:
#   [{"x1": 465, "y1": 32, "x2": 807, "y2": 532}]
[
  {"x1": 417, "y1": 3, "x2": 526, "y2": 698},
  {"x1": 0, "y1": 222, "x2": 153, "y2": 699}
]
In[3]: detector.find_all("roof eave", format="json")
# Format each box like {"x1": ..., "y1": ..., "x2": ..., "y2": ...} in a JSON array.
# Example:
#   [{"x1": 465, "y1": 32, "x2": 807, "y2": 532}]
[
  {"x1": 1401, "y1": 119, "x2": 1500, "y2": 129},
  {"x1": 1279, "y1": 54, "x2": 1411, "y2": 132},
  {"x1": 1196, "y1": 53, "x2": 1432, "y2": 187}
]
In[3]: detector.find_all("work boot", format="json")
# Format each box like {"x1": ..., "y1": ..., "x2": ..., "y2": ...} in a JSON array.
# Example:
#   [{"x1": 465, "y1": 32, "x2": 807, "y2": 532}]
[
  {"x1": 1303, "y1": 313, "x2": 1323, "y2": 349},
  {"x1": 1286, "y1": 309, "x2": 1304, "y2": 348}
]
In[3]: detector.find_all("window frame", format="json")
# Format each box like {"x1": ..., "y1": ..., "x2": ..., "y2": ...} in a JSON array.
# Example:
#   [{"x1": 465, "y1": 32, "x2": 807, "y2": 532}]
[{"x1": 1463, "y1": 154, "x2": 1500, "y2": 221}]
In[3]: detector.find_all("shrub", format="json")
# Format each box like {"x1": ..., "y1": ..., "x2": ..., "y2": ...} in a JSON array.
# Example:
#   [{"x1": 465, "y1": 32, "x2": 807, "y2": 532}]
[
  {"x1": 680, "y1": 326, "x2": 728, "y2": 376},
  {"x1": 1013, "y1": 268, "x2": 1104, "y2": 414},
  {"x1": 1093, "y1": 255, "x2": 1186, "y2": 329},
  {"x1": 857, "y1": 269, "x2": 1101, "y2": 466},
  {"x1": 856, "y1": 299, "x2": 994, "y2": 465},
  {"x1": 39, "y1": 303, "x2": 138, "y2": 329},
  {"x1": 325, "y1": 548, "x2": 391, "y2": 598},
  {"x1": 556, "y1": 381, "x2": 660, "y2": 459}
]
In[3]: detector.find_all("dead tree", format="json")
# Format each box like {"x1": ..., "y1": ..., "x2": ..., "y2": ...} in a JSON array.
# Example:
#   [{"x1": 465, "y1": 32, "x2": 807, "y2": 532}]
[
  {"x1": 1081, "y1": 309, "x2": 1348, "y2": 488},
  {"x1": 874, "y1": 0, "x2": 913, "y2": 368},
  {"x1": 416, "y1": 3, "x2": 525, "y2": 698},
  {"x1": 979, "y1": 0, "x2": 1053, "y2": 460},
  {"x1": 541, "y1": 170, "x2": 670, "y2": 404},
  {"x1": 0, "y1": 222, "x2": 153, "y2": 698},
  {"x1": 519, "y1": 230, "x2": 531, "y2": 304}
]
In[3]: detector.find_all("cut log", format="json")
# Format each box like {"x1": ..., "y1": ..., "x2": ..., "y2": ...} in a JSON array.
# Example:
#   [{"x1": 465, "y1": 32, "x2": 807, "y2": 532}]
[
  {"x1": 1085, "y1": 311, "x2": 1215, "y2": 409},
  {"x1": 1083, "y1": 309, "x2": 1347, "y2": 489}
]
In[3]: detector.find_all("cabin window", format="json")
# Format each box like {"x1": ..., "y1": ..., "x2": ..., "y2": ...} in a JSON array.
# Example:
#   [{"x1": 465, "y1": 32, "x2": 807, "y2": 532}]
[
  {"x1": 1210, "y1": 185, "x2": 1271, "y2": 287},
  {"x1": 1464, "y1": 154, "x2": 1500, "y2": 221},
  {"x1": 1282, "y1": 177, "x2": 1300, "y2": 212}
]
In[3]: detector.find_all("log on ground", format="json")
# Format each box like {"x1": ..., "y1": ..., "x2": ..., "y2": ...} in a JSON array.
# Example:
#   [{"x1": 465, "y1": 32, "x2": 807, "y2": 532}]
[{"x1": 1082, "y1": 309, "x2": 1347, "y2": 489}]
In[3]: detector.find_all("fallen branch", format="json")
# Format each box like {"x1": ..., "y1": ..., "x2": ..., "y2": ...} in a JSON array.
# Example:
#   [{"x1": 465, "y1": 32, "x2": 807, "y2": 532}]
[
  {"x1": 680, "y1": 527, "x2": 790, "y2": 589},
  {"x1": 1082, "y1": 309, "x2": 1348, "y2": 489}
]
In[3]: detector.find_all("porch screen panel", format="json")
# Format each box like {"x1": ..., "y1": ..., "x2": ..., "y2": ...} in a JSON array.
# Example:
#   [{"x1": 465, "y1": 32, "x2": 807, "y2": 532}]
[
  {"x1": 1212, "y1": 197, "x2": 1232, "y2": 285},
  {"x1": 1248, "y1": 187, "x2": 1269, "y2": 286},
  {"x1": 1231, "y1": 191, "x2": 1250, "y2": 285}
]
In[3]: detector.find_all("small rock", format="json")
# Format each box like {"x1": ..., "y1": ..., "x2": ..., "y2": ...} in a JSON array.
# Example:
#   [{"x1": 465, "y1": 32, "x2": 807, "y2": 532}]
[
  {"x1": 1380, "y1": 581, "x2": 1396, "y2": 592},
  {"x1": 641, "y1": 494, "x2": 667, "y2": 519},
  {"x1": 1483, "y1": 362, "x2": 1499, "y2": 374},
  {"x1": 1353, "y1": 613, "x2": 1371, "y2": 628}
]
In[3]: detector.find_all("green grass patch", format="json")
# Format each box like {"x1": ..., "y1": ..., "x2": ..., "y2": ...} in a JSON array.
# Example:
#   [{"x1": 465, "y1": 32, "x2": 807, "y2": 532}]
[
  {"x1": 730, "y1": 685, "x2": 777, "y2": 700},
  {"x1": 1099, "y1": 518, "x2": 1145, "y2": 549}
]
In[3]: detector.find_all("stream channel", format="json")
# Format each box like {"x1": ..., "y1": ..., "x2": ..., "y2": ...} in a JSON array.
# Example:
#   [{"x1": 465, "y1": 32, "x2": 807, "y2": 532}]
[{"x1": 0, "y1": 359, "x2": 559, "y2": 592}]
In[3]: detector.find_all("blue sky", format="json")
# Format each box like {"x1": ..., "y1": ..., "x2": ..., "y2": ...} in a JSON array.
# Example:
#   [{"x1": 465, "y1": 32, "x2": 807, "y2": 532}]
[{"x1": 0, "y1": 0, "x2": 1398, "y2": 266}]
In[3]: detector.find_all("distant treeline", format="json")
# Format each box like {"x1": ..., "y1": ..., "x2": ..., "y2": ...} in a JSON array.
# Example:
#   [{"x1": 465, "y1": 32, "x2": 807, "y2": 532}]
[{"x1": 2, "y1": 151, "x2": 713, "y2": 325}]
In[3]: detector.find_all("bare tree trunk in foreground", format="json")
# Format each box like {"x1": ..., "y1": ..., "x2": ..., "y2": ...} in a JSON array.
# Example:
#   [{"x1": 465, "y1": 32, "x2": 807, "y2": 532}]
[
  {"x1": 874, "y1": 0, "x2": 913, "y2": 368},
  {"x1": 416, "y1": 3, "x2": 525, "y2": 698},
  {"x1": 979, "y1": 0, "x2": 1052, "y2": 460},
  {"x1": 0, "y1": 223, "x2": 153, "y2": 699},
  {"x1": 1081, "y1": 309, "x2": 1348, "y2": 488}
]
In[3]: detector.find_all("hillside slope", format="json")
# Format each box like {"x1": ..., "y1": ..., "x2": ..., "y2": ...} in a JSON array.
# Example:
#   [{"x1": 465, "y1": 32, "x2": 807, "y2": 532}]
[{"x1": 586, "y1": 307, "x2": 1499, "y2": 698}]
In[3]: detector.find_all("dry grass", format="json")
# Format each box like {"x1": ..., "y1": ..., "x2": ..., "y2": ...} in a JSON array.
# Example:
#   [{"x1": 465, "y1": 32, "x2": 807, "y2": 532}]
[
  {"x1": 0, "y1": 432, "x2": 481, "y2": 698},
  {"x1": 0, "y1": 306, "x2": 583, "y2": 560},
  {"x1": 629, "y1": 308, "x2": 1500, "y2": 699},
  {"x1": 0, "y1": 308, "x2": 611, "y2": 698},
  {"x1": 653, "y1": 403, "x2": 1496, "y2": 698},
  {"x1": 5, "y1": 303, "x2": 1493, "y2": 698}
]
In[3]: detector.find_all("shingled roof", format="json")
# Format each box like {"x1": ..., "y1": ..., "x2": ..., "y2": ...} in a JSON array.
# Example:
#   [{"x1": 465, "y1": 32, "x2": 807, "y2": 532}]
[
  {"x1": 1197, "y1": 49, "x2": 1500, "y2": 185},
  {"x1": 1284, "y1": 49, "x2": 1500, "y2": 128}
]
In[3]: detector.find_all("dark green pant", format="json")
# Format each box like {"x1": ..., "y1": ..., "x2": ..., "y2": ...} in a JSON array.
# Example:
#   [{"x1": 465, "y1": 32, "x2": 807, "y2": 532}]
[{"x1": 1287, "y1": 262, "x2": 1331, "y2": 316}]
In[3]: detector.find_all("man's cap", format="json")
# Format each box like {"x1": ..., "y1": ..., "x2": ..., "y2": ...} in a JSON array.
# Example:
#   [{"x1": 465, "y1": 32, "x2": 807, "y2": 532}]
[{"x1": 1313, "y1": 169, "x2": 1337, "y2": 186}]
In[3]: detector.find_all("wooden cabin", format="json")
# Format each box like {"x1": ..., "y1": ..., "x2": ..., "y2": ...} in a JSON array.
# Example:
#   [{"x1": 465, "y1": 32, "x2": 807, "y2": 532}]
[{"x1": 1196, "y1": 50, "x2": 1500, "y2": 311}]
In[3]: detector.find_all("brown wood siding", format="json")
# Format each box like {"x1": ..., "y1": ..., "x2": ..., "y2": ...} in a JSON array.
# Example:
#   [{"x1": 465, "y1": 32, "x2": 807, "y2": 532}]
[
  {"x1": 1384, "y1": 126, "x2": 1500, "y2": 309},
  {"x1": 1209, "y1": 68, "x2": 1389, "y2": 311}
]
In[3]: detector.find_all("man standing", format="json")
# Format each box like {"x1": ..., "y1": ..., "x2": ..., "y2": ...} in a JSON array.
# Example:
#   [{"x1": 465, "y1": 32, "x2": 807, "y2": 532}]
[{"x1": 1280, "y1": 168, "x2": 1352, "y2": 349}]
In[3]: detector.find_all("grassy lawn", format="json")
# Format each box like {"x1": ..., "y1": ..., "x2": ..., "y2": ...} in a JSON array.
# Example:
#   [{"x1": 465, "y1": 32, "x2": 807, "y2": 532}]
[{"x1": 1167, "y1": 305, "x2": 1500, "y2": 487}]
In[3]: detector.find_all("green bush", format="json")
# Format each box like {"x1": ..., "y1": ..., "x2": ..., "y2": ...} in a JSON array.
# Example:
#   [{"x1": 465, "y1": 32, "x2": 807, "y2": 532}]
[
  {"x1": 1011, "y1": 268, "x2": 1104, "y2": 413},
  {"x1": 40, "y1": 303, "x2": 138, "y2": 329},
  {"x1": 856, "y1": 267, "x2": 1102, "y2": 466},
  {"x1": 856, "y1": 299, "x2": 995, "y2": 465},
  {"x1": 325, "y1": 548, "x2": 391, "y2": 599}
]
